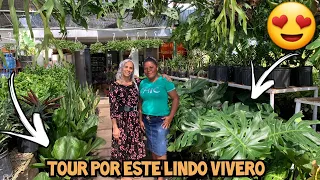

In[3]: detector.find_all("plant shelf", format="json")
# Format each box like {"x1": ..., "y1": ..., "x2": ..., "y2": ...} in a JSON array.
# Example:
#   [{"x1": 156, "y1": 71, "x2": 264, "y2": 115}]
[{"x1": 170, "y1": 75, "x2": 319, "y2": 124}]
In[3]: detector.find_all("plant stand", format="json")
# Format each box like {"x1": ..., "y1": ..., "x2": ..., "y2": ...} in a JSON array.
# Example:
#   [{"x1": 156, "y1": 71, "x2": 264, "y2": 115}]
[
  {"x1": 169, "y1": 76, "x2": 319, "y2": 116},
  {"x1": 10, "y1": 148, "x2": 38, "y2": 180}
]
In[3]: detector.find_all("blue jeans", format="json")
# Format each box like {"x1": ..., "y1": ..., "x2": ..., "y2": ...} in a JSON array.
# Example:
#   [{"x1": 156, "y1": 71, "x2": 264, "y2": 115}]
[{"x1": 143, "y1": 115, "x2": 169, "y2": 156}]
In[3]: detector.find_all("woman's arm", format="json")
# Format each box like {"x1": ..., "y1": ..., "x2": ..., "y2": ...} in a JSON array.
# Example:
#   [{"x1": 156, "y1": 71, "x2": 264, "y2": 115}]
[
  {"x1": 109, "y1": 83, "x2": 120, "y2": 139},
  {"x1": 162, "y1": 90, "x2": 179, "y2": 129},
  {"x1": 168, "y1": 90, "x2": 179, "y2": 119},
  {"x1": 138, "y1": 97, "x2": 145, "y2": 132},
  {"x1": 138, "y1": 97, "x2": 143, "y2": 121},
  {"x1": 161, "y1": 73, "x2": 172, "y2": 82}
]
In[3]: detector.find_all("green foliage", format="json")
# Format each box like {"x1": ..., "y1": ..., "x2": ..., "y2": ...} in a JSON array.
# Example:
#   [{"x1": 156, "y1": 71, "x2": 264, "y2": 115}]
[
  {"x1": 90, "y1": 42, "x2": 108, "y2": 54},
  {"x1": 19, "y1": 30, "x2": 37, "y2": 56},
  {"x1": 32, "y1": 136, "x2": 105, "y2": 179},
  {"x1": 0, "y1": 65, "x2": 74, "y2": 102},
  {"x1": 106, "y1": 39, "x2": 163, "y2": 51},
  {"x1": 168, "y1": 78, "x2": 228, "y2": 152},
  {"x1": 306, "y1": 36, "x2": 320, "y2": 70},
  {"x1": 0, "y1": 99, "x2": 21, "y2": 153},
  {"x1": 50, "y1": 39, "x2": 86, "y2": 52},
  {"x1": 47, "y1": 73, "x2": 100, "y2": 142},
  {"x1": 31, "y1": 73, "x2": 105, "y2": 179},
  {"x1": 168, "y1": 78, "x2": 320, "y2": 180},
  {"x1": 13, "y1": 89, "x2": 63, "y2": 133},
  {"x1": 0, "y1": 64, "x2": 104, "y2": 179}
]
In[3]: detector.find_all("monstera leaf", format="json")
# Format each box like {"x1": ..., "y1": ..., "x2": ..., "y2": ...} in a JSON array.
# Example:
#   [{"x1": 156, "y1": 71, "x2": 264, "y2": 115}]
[
  {"x1": 196, "y1": 84, "x2": 228, "y2": 108},
  {"x1": 268, "y1": 112, "x2": 320, "y2": 151},
  {"x1": 201, "y1": 109, "x2": 271, "y2": 160},
  {"x1": 175, "y1": 78, "x2": 209, "y2": 95}
]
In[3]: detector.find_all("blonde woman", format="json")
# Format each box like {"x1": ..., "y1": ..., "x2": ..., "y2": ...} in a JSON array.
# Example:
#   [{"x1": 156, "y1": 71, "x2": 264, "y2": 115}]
[{"x1": 109, "y1": 59, "x2": 145, "y2": 163}]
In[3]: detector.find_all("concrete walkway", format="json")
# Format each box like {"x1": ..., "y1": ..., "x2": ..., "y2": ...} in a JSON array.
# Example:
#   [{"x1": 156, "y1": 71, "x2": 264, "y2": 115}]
[{"x1": 94, "y1": 95, "x2": 154, "y2": 180}]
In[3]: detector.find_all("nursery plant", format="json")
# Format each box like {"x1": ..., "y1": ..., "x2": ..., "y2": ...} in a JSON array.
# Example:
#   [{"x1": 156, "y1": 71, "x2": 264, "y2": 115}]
[
  {"x1": 31, "y1": 74, "x2": 105, "y2": 179},
  {"x1": 90, "y1": 42, "x2": 107, "y2": 54},
  {"x1": 106, "y1": 39, "x2": 163, "y2": 51},
  {"x1": 10, "y1": 89, "x2": 64, "y2": 153},
  {"x1": 19, "y1": 89, "x2": 63, "y2": 122},
  {"x1": 168, "y1": 78, "x2": 320, "y2": 180}
]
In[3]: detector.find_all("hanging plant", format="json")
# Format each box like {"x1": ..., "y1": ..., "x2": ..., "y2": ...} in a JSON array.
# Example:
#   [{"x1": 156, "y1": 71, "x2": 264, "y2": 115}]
[
  {"x1": 90, "y1": 42, "x2": 107, "y2": 54},
  {"x1": 106, "y1": 39, "x2": 163, "y2": 51},
  {"x1": 4, "y1": 43, "x2": 15, "y2": 51},
  {"x1": 50, "y1": 39, "x2": 86, "y2": 53}
]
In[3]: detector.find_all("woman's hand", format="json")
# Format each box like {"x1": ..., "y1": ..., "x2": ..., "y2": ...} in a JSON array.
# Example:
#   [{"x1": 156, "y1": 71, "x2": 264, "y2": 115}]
[
  {"x1": 161, "y1": 115, "x2": 173, "y2": 129},
  {"x1": 140, "y1": 120, "x2": 145, "y2": 132},
  {"x1": 112, "y1": 127, "x2": 120, "y2": 141},
  {"x1": 162, "y1": 74, "x2": 172, "y2": 82}
]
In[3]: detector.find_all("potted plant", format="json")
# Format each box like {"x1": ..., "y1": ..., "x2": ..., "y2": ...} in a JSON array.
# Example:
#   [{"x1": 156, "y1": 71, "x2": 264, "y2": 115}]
[
  {"x1": 264, "y1": 46, "x2": 293, "y2": 89},
  {"x1": 18, "y1": 31, "x2": 36, "y2": 67},
  {"x1": 158, "y1": 60, "x2": 166, "y2": 74},
  {"x1": 90, "y1": 42, "x2": 107, "y2": 54},
  {"x1": 3, "y1": 43, "x2": 15, "y2": 53},
  {"x1": 290, "y1": 49, "x2": 314, "y2": 87},
  {"x1": 14, "y1": 89, "x2": 62, "y2": 153},
  {"x1": 0, "y1": 100, "x2": 20, "y2": 180},
  {"x1": 50, "y1": 39, "x2": 86, "y2": 54}
]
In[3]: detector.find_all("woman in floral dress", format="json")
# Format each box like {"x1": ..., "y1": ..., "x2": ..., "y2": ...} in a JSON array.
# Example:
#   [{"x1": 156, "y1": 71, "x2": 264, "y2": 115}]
[{"x1": 109, "y1": 59, "x2": 145, "y2": 162}]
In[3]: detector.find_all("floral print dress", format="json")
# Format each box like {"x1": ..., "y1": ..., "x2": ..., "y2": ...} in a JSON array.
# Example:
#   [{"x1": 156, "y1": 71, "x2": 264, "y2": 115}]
[{"x1": 109, "y1": 78, "x2": 146, "y2": 160}]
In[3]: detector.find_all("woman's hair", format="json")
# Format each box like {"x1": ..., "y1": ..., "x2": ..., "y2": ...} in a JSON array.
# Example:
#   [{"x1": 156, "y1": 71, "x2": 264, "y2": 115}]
[
  {"x1": 143, "y1": 56, "x2": 158, "y2": 67},
  {"x1": 115, "y1": 59, "x2": 139, "y2": 91}
]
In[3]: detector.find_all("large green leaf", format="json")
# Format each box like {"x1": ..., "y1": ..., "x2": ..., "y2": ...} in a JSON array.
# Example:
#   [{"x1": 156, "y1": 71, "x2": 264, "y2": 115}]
[
  {"x1": 8, "y1": 0, "x2": 20, "y2": 44},
  {"x1": 33, "y1": 172, "x2": 52, "y2": 180},
  {"x1": 84, "y1": 137, "x2": 106, "y2": 155},
  {"x1": 197, "y1": 84, "x2": 227, "y2": 108},
  {"x1": 306, "y1": 37, "x2": 320, "y2": 50},
  {"x1": 268, "y1": 112, "x2": 320, "y2": 151},
  {"x1": 176, "y1": 78, "x2": 208, "y2": 95},
  {"x1": 52, "y1": 136, "x2": 87, "y2": 160},
  {"x1": 201, "y1": 110, "x2": 271, "y2": 160}
]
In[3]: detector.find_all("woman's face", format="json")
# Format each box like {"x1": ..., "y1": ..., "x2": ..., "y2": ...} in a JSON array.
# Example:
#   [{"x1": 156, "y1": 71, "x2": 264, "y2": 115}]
[
  {"x1": 144, "y1": 61, "x2": 158, "y2": 79},
  {"x1": 122, "y1": 61, "x2": 134, "y2": 78}
]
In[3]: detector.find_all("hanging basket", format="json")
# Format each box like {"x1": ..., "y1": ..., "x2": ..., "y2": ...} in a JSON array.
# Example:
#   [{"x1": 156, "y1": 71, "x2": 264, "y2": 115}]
[{"x1": 106, "y1": 39, "x2": 164, "y2": 51}]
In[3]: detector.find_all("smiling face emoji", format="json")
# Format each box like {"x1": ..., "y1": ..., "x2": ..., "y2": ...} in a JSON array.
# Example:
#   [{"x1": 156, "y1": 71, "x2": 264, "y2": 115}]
[{"x1": 267, "y1": 2, "x2": 316, "y2": 50}]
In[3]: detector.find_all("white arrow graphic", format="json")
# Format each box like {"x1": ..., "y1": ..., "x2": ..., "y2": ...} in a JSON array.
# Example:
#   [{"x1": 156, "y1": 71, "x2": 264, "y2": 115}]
[
  {"x1": 0, "y1": 72, "x2": 49, "y2": 147},
  {"x1": 251, "y1": 53, "x2": 298, "y2": 99}
]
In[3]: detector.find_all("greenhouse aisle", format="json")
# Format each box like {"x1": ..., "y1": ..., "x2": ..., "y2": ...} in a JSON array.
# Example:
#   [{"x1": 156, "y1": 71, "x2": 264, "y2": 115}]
[{"x1": 94, "y1": 95, "x2": 154, "y2": 180}]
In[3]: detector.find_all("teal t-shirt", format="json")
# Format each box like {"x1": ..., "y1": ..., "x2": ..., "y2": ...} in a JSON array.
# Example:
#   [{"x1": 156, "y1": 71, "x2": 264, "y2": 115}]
[{"x1": 139, "y1": 76, "x2": 175, "y2": 116}]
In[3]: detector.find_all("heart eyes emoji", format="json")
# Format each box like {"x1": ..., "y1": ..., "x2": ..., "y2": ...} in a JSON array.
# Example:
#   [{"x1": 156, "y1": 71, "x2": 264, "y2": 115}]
[
  {"x1": 296, "y1": 15, "x2": 311, "y2": 28},
  {"x1": 272, "y1": 15, "x2": 311, "y2": 29},
  {"x1": 272, "y1": 15, "x2": 288, "y2": 28}
]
